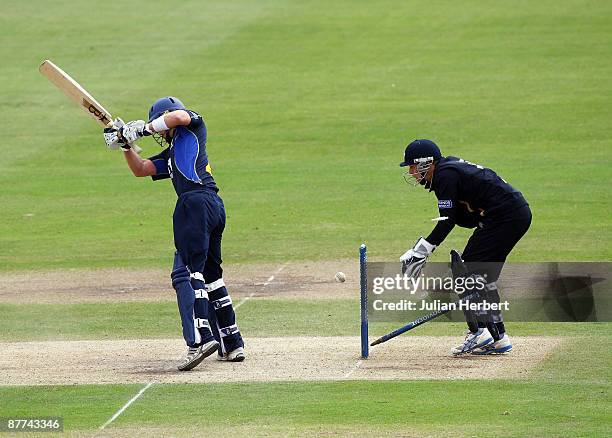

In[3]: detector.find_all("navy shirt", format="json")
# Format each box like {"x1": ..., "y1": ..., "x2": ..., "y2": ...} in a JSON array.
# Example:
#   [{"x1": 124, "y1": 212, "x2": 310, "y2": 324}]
[
  {"x1": 426, "y1": 156, "x2": 528, "y2": 245},
  {"x1": 148, "y1": 110, "x2": 218, "y2": 195}
]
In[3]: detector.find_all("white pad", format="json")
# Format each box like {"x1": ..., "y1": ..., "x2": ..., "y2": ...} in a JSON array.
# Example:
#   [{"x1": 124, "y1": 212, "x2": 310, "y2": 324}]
[
  {"x1": 194, "y1": 289, "x2": 209, "y2": 299},
  {"x1": 219, "y1": 324, "x2": 239, "y2": 337},
  {"x1": 205, "y1": 278, "x2": 225, "y2": 293},
  {"x1": 193, "y1": 315, "x2": 201, "y2": 345},
  {"x1": 211, "y1": 296, "x2": 232, "y2": 309},
  {"x1": 190, "y1": 272, "x2": 205, "y2": 282},
  {"x1": 194, "y1": 318, "x2": 211, "y2": 329}
]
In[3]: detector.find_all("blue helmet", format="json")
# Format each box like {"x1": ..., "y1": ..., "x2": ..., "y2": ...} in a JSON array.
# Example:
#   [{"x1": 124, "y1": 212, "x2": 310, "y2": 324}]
[
  {"x1": 399, "y1": 139, "x2": 442, "y2": 167},
  {"x1": 148, "y1": 96, "x2": 186, "y2": 122}
]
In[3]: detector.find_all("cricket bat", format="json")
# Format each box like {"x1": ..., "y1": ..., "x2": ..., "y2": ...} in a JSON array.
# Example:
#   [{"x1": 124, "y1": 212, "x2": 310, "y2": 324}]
[{"x1": 39, "y1": 59, "x2": 142, "y2": 153}]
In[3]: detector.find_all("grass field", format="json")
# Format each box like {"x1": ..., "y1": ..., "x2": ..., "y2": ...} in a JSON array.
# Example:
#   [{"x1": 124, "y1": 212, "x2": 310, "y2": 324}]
[{"x1": 1, "y1": 0, "x2": 610, "y2": 436}]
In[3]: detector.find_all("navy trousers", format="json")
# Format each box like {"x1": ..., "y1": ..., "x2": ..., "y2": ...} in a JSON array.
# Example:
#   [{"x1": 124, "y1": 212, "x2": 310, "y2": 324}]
[
  {"x1": 460, "y1": 205, "x2": 532, "y2": 335},
  {"x1": 173, "y1": 190, "x2": 244, "y2": 352},
  {"x1": 173, "y1": 190, "x2": 226, "y2": 282}
]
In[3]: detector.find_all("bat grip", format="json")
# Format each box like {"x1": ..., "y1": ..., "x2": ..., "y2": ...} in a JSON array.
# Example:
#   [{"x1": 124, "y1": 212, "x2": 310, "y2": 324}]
[{"x1": 114, "y1": 128, "x2": 142, "y2": 154}]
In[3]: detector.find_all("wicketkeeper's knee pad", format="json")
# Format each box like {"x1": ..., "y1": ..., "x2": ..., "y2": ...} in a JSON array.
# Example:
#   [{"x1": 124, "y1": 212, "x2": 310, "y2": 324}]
[
  {"x1": 450, "y1": 250, "x2": 499, "y2": 337},
  {"x1": 171, "y1": 266, "x2": 213, "y2": 347},
  {"x1": 485, "y1": 281, "x2": 504, "y2": 323},
  {"x1": 206, "y1": 278, "x2": 244, "y2": 354},
  {"x1": 456, "y1": 273, "x2": 496, "y2": 333},
  {"x1": 465, "y1": 278, "x2": 500, "y2": 339}
]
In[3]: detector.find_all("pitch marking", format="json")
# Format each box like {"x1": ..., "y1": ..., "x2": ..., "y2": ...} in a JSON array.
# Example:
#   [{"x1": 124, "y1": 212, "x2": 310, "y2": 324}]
[
  {"x1": 99, "y1": 381, "x2": 153, "y2": 430},
  {"x1": 234, "y1": 263, "x2": 287, "y2": 310},
  {"x1": 344, "y1": 344, "x2": 378, "y2": 379}
]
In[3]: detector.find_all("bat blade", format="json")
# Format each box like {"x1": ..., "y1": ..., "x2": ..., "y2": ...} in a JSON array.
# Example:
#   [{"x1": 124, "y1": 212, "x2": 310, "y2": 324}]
[
  {"x1": 39, "y1": 59, "x2": 142, "y2": 153},
  {"x1": 39, "y1": 60, "x2": 113, "y2": 127}
]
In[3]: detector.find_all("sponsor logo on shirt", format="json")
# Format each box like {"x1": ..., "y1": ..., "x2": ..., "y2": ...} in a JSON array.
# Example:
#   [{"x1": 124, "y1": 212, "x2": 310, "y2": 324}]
[{"x1": 438, "y1": 200, "x2": 453, "y2": 209}]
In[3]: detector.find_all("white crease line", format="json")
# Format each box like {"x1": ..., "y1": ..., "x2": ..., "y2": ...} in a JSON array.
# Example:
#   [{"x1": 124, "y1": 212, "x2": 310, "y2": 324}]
[
  {"x1": 344, "y1": 343, "x2": 374, "y2": 379},
  {"x1": 233, "y1": 292, "x2": 255, "y2": 310},
  {"x1": 99, "y1": 382, "x2": 154, "y2": 430},
  {"x1": 234, "y1": 263, "x2": 287, "y2": 311},
  {"x1": 343, "y1": 358, "x2": 364, "y2": 379}
]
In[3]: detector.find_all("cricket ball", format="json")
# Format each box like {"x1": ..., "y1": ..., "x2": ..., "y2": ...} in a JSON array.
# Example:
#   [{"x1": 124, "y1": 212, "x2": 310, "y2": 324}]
[{"x1": 335, "y1": 271, "x2": 346, "y2": 283}]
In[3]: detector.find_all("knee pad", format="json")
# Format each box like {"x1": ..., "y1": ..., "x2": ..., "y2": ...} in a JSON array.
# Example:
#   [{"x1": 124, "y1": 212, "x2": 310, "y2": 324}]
[
  {"x1": 207, "y1": 279, "x2": 236, "y2": 331},
  {"x1": 471, "y1": 280, "x2": 501, "y2": 339},
  {"x1": 171, "y1": 265, "x2": 191, "y2": 287},
  {"x1": 485, "y1": 281, "x2": 500, "y2": 300},
  {"x1": 207, "y1": 279, "x2": 232, "y2": 310},
  {"x1": 455, "y1": 272, "x2": 490, "y2": 333},
  {"x1": 485, "y1": 281, "x2": 504, "y2": 322}
]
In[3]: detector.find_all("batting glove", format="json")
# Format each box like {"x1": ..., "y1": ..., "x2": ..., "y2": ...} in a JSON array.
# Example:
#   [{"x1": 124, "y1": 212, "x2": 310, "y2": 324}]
[
  {"x1": 103, "y1": 118, "x2": 132, "y2": 151},
  {"x1": 400, "y1": 237, "x2": 436, "y2": 278},
  {"x1": 119, "y1": 120, "x2": 152, "y2": 144}
]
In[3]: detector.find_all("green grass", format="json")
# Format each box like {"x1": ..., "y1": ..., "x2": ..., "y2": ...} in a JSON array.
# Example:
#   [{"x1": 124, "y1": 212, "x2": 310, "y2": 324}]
[
  {"x1": 1, "y1": 330, "x2": 606, "y2": 436},
  {"x1": 0, "y1": 298, "x2": 607, "y2": 436},
  {"x1": 1, "y1": 1, "x2": 610, "y2": 436},
  {"x1": 1, "y1": 0, "x2": 611, "y2": 270},
  {"x1": 118, "y1": 381, "x2": 610, "y2": 437},
  {"x1": 0, "y1": 300, "x2": 609, "y2": 436},
  {"x1": 0, "y1": 384, "x2": 143, "y2": 431},
  {"x1": 1, "y1": 299, "x2": 610, "y2": 340},
  {"x1": 0, "y1": 380, "x2": 608, "y2": 436}
]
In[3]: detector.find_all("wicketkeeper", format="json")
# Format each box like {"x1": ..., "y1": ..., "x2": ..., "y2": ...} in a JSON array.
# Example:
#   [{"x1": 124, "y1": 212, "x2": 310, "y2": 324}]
[
  {"x1": 103, "y1": 97, "x2": 245, "y2": 370},
  {"x1": 399, "y1": 139, "x2": 531, "y2": 355}
]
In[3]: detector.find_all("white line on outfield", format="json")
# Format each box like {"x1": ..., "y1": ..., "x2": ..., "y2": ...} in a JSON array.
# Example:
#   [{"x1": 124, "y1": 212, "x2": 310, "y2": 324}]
[
  {"x1": 234, "y1": 263, "x2": 287, "y2": 310},
  {"x1": 97, "y1": 263, "x2": 284, "y2": 428},
  {"x1": 233, "y1": 292, "x2": 256, "y2": 310},
  {"x1": 99, "y1": 381, "x2": 154, "y2": 430}
]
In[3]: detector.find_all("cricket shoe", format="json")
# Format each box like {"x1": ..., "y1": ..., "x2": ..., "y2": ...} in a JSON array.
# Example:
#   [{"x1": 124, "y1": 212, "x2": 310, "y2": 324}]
[
  {"x1": 217, "y1": 347, "x2": 246, "y2": 362},
  {"x1": 178, "y1": 340, "x2": 219, "y2": 371},
  {"x1": 472, "y1": 333, "x2": 513, "y2": 355},
  {"x1": 450, "y1": 328, "x2": 493, "y2": 356}
]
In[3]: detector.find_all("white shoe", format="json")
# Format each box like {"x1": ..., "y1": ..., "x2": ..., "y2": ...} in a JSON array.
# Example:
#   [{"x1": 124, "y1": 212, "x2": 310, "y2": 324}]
[
  {"x1": 451, "y1": 328, "x2": 493, "y2": 356},
  {"x1": 217, "y1": 346, "x2": 246, "y2": 362},
  {"x1": 472, "y1": 333, "x2": 513, "y2": 355},
  {"x1": 178, "y1": 340, "x2": 219, "y2": 371}
]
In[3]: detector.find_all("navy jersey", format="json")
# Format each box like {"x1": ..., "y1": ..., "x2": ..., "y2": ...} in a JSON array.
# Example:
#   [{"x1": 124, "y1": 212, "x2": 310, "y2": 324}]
[
  {"x1": 426, "y1": 156, "x2": 527, "y2": 245},
  {"x1": 148, "y1": 110, "x2": 218, "y2": 195}
]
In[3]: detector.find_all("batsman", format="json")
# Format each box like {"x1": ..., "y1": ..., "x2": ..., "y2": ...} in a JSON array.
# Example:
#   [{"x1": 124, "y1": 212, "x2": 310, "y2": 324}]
[
  {"x1": 103, "y1": 97, "x2": 245, "y2": 370},
  {"x1": 399, "y1": 139, "x2": 531, "y2": 355}
]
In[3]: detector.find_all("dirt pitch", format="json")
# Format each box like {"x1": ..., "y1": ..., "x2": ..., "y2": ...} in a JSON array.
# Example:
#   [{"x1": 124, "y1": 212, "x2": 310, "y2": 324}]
[
  {"x1": 0, "y1": 263, "x2": 563, "y2": 386},
  {"x1": 0, "y1": 336, "x2": 562, "y2": 386}
]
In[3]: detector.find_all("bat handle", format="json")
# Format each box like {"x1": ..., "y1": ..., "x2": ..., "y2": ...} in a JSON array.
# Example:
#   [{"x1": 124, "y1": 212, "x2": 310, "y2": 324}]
[{"x1": 107, "y1": 121, "x2": 142, "y2": 154}]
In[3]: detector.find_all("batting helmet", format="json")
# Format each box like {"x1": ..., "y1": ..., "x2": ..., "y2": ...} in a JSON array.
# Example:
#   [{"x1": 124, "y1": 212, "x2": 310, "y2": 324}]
[
  {"x1": 399, "y1": 139, "x2": 442, "y2": 167},
  {"x1": 148, "y1": 96, "x2": 186, "y2": 122}
]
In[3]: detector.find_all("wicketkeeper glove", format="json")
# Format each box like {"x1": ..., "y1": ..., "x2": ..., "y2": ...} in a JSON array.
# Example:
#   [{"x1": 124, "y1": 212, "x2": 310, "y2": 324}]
[{"x1": 400, "y1": 237, "x2": 436, "y2": 278}]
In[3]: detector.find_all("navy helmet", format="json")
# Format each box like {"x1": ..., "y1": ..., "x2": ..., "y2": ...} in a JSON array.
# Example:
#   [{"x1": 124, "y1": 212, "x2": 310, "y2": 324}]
[
  {"x1": 399, "y1": 139, "x2": 442, "y2": 167},
  {"x1": 148, "y1": 96, "x2": 186, "y2": 122}
]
